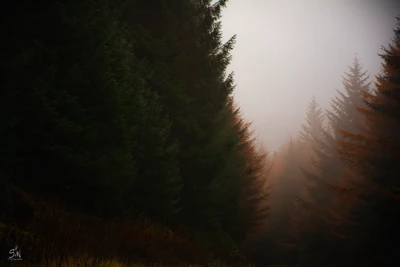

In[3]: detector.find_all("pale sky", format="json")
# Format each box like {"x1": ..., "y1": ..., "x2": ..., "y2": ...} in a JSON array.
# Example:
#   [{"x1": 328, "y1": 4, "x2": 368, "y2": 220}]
[{"x1": 220, "y1": 0, "x2": 400, "y2": 152}]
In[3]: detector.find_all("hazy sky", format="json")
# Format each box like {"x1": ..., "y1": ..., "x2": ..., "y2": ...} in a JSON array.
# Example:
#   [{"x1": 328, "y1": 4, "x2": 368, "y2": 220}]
[{"x1": 220, "y1": 0, "x2": 400, "y2": 152}]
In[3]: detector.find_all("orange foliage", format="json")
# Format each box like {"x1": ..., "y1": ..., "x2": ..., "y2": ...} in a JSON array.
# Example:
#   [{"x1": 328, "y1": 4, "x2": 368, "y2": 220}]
[{"x1": 229, "y1": 101, "x2": 270, "y2": 241}]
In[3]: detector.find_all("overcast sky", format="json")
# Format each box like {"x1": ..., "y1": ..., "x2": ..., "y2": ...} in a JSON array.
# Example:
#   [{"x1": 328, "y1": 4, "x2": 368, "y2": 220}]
[{"x1": 220, "y1": 0, "x2": 400, "y2": 152}]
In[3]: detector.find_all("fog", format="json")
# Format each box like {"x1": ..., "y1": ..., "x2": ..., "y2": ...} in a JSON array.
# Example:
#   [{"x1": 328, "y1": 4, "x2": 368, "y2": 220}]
[{"x1": 220, "y1": 0, "x2": 400, "y2": 152}]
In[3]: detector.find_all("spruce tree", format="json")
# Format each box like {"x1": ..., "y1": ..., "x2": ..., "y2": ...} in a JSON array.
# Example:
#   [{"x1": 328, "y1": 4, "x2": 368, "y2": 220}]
[
  {"x1": 121, "y1": 0, "x2": 238, "y2": 231},
  {"x1": 327, "y1": 55, "x2": 371, "y2": 140},
  {"x1": 337, "y1": 16, "x2": 400, "y2": 265},
  {"x1": 299, "y1": 95, "x2": 325, "y2": 146},
  {"x1": 0, "y1": 0, "x2": 181, "y2": 219},
  {"x1": 295, "y1": 57, "x2": 372, "y2": 266}
]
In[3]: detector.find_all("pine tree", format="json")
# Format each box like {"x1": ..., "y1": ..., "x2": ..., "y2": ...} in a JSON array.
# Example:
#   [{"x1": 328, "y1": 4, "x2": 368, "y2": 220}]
[
  {"x1": 299, "y1": 95, "x2": 325, "y2": 146},
  {"x1": 121, "y1": 0, "x2": 239, "y2": 231},
  {"x1": 337, "y1": 16, "x2": 400, "y2": 265},
  {"x1": 293, "y1": 57, "x2": 372, "y2": 266},
  {"x1": 327, "y1": 55, "x2": 371, "y2": 141},
  {"x1": 309, "y1": 56, "x2": 372, "y2": 213},
  {"x1": 0, "y1": 0, "x2": 181, "y2": 219},
  {"x1": 1, "y1": 0, "x2": 270, "y2": 261},
  {"x1": 230, "y1": 101, "x2": 270, "y2": 242}
]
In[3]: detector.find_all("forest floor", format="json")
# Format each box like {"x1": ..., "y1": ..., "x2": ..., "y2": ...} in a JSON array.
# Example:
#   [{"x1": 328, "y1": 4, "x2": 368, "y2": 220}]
[{"x1": 0, "y1": 202, "x2": 255, "y2": 267}]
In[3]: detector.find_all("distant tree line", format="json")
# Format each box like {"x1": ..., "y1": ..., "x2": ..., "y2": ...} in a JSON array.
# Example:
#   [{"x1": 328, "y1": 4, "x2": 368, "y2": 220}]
[{"x1": 250, "y1": 16, "x2": 400, "y2": 267}]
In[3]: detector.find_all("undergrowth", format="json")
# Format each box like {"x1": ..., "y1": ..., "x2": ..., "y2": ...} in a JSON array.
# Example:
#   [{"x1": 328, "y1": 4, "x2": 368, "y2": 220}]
[{"x1": 0, "y1": 201, "x2": 255, "y2": 267}]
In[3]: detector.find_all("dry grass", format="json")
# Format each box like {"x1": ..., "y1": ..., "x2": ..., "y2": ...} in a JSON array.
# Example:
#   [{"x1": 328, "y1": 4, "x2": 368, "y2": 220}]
[
  {"x1": 1, "y1": 255, "x2": 244, "y2": 267},
  {"x1": 0, "y1": 201, "x2": 254, "y2": 267}
]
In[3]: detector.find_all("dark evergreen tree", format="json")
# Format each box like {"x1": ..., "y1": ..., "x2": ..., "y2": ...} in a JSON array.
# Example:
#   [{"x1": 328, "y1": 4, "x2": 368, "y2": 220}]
[
  {"x1": 121, "y1": 0, "x2": 240, "y2": 232},
  {"x1": 1, "y1": 0, "x2": 270, "y2": 262},
  {"x1": 220, "y1": 100, "x2": 270, "y2": 243},
  {"x1": 0, "y1": 0, "x2": 180, "y2": 219}
]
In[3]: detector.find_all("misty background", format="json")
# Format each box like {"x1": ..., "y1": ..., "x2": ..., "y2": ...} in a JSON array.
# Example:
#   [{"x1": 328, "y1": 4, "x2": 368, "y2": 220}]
[{"x1": 220, "y1": 0, "x2": 400, "y2": 152}]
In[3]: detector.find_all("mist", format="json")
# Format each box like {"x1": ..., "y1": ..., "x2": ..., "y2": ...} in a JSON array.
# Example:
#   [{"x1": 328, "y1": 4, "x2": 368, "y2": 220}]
[
  {"x1": 220, "y1": 0, "x2": 400, "y2": 152},
  {"x1": 3, "y1": 1, "x2": 400, "y2": 266}
]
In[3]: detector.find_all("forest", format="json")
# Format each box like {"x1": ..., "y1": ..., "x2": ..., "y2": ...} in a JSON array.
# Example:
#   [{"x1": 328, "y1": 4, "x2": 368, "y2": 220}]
[{"x1": 0, "y1": 0, "x2": 399, "y2": 266}]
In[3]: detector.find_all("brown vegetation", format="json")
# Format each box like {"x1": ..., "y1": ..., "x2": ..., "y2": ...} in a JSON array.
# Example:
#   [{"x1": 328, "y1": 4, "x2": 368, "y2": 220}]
[{"x1": 0, "y1": 200, "x2": 253, "y2": 267}]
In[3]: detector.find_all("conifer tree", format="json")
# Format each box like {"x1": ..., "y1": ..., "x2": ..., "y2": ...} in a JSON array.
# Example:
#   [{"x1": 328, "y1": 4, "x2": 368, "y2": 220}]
[
  {"x1": 230, "y1": 101, "x2": 270, "y2": 242},
  {"x1": 0, "y1": 0, "x2": 181, "y2": 219},
  {"x1": 327, "y1": 55, "x2": 371, "y2": 140},
  {"x1": 337, "y1": 16, "x2": 400, "y2": 265},
  {"x1": 299, "y1": 95, "x2": 325, "y2": 146},
  {"x1": 294, "y1": 57, "x2": 372, "y2": 266},
  {"x1": 1, "y1": 0, "x2": 271, "y2": 261},
  {"x1": 121, "y1": 0, "x2": 239, "y2": 230}
]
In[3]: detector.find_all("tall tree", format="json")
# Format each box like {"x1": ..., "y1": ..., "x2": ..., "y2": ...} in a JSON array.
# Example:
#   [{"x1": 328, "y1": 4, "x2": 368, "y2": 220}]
[
  {"x1": 338, "y1": 16, "x2": 400, "y2": 265},
  {"x1": 0, "y1": 0, "x2": 181, "y2": 219},
  {"x1": 299, "y1": 95, "x2": 325, "y2": 146},
  {"x1": 327, "y1": 55, "x2": 372, "y2": 141},
  {"x1": 121, "y1": 0, "x2": 239, "y2": 231},
  {"x1": 294, "y1": 57, "x2": 372, "y2": 266}
]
